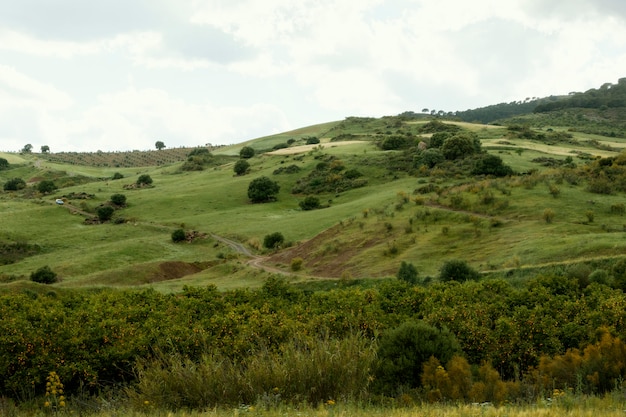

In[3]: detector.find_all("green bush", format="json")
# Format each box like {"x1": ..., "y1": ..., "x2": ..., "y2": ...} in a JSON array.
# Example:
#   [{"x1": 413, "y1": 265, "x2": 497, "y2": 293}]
[
  {"x1": 439, "y1": 259, "x2": 480, "y2": 282},
  {"x1": 96, "y1": 206, "x2": 115, "y2": 222},
  {"x1": 248, "y1": 176, "x2": 280, "y2": 203},
  {"x1": 239, "y1": 146, "x2": 255, "y2": 159},
  {"x1": 263, "y1": 232, "x2": 284, "y2": 249},
  {"x1": 112, "y1": 172, "x2": 124, "y2": 180},
  {"x1": 110, "y1": 193, "x2": 127, "y2": 206},
  {"x1": 171, "y1": 229, "x2": 186, "y2": 243},
  {"x1": 305, "y1": 136, "x2": 320, "y2": 145},
  {"x1": 30, "y1": 265, "x2": 58, "y2": 284},
  {"x1": 373, "y1": 321, "x2": 461, "y2": 394},
  {"x1": 233, "y1": 159, "x2": 250, "y2": 176},
  {"x1": 136, "y1": 174, "x2": 153, "y2": 186},
  {"x1": 3, "y1": 178, "x2": 26, "y2": 191},
  {"x1": 397, "y1": 261, "x2": 418, "y2": 284},
  {"x1": 36, "y1": 180, "x2": 57, "y2": 194},
  {"x1": 299, "y1": 196, "x2": 321, "y2": 211}
]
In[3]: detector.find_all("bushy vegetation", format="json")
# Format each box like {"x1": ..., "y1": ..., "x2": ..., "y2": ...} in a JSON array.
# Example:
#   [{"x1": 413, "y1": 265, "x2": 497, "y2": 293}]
[
  {"x1": 248, "y1": 176, "x2": 280, "y2": 203},
  {"x1": 263, "y1": 232, "x2": 284, "y2": 249},
  {"x1": 29, "y1": 265, "x2": 58, "y2": 284},
  {"x1": 234, "y1": 159, "x2": 250, "y2": 176},
  {"x1": 3, "y1": 177, "x2": 25, "y2": 191},
  {"x1": 239, "y1": 146, "x2": 255, "y2": 159}
]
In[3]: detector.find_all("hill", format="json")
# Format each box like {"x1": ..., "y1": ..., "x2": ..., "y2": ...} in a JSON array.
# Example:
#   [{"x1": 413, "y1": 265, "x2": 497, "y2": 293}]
[{"x1": 2, "y1": 108, "x2": 626, "y2": 291}]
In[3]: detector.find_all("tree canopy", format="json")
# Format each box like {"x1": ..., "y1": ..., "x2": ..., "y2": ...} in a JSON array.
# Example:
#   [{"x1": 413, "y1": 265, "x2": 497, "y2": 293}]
[{"x1": 248, "y1": 176, "x2": 280, "y2": 203}]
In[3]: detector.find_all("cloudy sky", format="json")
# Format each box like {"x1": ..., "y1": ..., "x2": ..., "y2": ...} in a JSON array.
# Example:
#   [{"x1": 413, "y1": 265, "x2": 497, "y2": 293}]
[{"x1": 1, "y1": 0, "x2": 625, "y2": 152}]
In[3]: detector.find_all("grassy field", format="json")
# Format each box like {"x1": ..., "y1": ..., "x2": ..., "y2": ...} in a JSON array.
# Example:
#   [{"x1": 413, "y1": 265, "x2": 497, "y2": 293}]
[{"x1": 2, "y1": 118, "x2": 626, "y2": 290}]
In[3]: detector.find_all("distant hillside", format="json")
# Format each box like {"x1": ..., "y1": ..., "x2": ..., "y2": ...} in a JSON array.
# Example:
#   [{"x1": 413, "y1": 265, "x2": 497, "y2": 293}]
[{"x1": 454, "y1": 96, "x2": 564, "y2": 124}]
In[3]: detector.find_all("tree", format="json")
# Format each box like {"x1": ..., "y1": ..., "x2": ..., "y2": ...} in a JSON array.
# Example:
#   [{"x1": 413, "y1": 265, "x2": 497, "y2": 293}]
[
  {"x1": 247, "y1": 176, "x2": 280, "y2": 203},
  {"x1": 4, "y1": 177, "x2": 26, "y2": 191},
  {"x1": 416, "y1": 148, "x2": 444, "y2": 168},
  {"x1": 439, "y1": 259, "x2": 480, "y2": 282},
  {"x1": 155, "y1": 141, "x2": 166, "y2": 150},
  {"x1": 21, "y1": 144, "x2": 33, "y2": 153},
  {"x1": 110, "y1": 194, "x2": 127, "y2": 206},
  {"x1": 374, "y1": 321, "x2": 461, "y2": 394},
  {"x1": 96, "y1": 206, "x2": 115, "y2": 222},
  {"x1": 136, "y1": 174, "x2": 153, "y2": 186},
  {"x1": 30, "y1": 265, "x2": 58, "y2": 284},
  {"x1": 441, "y1": 134, "x2": 479, "y2": 160},
  {"x1": 233, "y1": 159, "x2": 250, "y2": 176},
  {"x1": 397, "y1": 261, "x2": 418, "y2": 284},
  {"x1": 171, "y1": 229, "x2": 186, "y2": 243},
  {"x1": 0, "y1": 157, "x2": 9, "y2": 170},
  {"x1": 472, "y1": 154, "x2": 514, "y2": 177},
  {"x1": 239, "y1": 146, "x2": 255, "y2": 159},
  {"x1": 37, "y1": 180, "x2": 57, "y2": 194},
  {"x1": 263, "y1": 232, "x2": 285, "y2": 249},
  {"x1": 305, "y1": 137, "x2": 320, "y2": 145},
  {"x1": 41, "y1": 145, "x2": 50, "y2": 153}
]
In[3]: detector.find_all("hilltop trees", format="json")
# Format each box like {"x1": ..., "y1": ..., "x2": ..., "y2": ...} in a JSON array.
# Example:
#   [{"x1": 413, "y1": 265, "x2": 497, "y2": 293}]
[
  {"x1": 248, "y1": 176, "x2": 280, "y2": 203},
  {"x1": 41, "y1": 145, "x2": 50, "y2": 153},
  {"x1": 155, "y1": 141, "x2": 166, "y2": 150}
]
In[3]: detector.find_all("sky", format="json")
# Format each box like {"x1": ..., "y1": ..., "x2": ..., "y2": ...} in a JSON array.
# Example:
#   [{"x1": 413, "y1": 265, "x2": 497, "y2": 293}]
[{"x1": 1, "y1": 0, "x2": 625, "y2": 153}]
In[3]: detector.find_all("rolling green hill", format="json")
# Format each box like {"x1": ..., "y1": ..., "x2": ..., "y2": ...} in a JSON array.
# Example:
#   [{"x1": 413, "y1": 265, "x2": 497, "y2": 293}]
[{"x1": 2, "y1": 110, "x2": 626, "y2": 292}]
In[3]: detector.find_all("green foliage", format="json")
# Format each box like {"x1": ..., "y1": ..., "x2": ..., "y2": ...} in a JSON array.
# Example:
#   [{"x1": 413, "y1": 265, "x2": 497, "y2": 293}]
[
  {"x1": 0, "y1": 157, "x2": 8, "y2": 170},
  {"x1": 239, "y1": 146, "x2": 255, "y2": 159},
  {"x1": 416, "y1": 148, "x2": 445, "y2": 168},
  {"x1": 234, "y1": 159, "x2": 250, "y2": 176},
  {"x1": 472, "y1": 154, "x2": 513, "y2": 177},
  {"x1": 21, "y1": 144, "x2": 33, "y2": 153},
  {"x1": 441, "y1": 133, "x2": 481, "y2": 160},
  {"x1": 36, "y1": 180, "x2": 57, "y2": 194},
  {"x1": 171, "y1": 229, "x2": 186, "y2": 243},
  {"x1": 439, "y1": 260, "x2": 480, "y2": 282},
  {"x1": 248, "y1": 176, "x2": 280, "y2": 203},
  {"x1": 136, "y1": 174, "x2": 153, "y2": 186},
  {"x1": 30, "y1": 265, "x2": 58, "y2": 284},
  {"x1": 305, "y1": 136, "x2": 320, "y2": 145},
  {"x1": 3, "y1": 177, "x2": 26, "y2": 191},
  {"x1": 96, "y1": 206, "x2": 115, "y2": 222},
  {"x1": 273, "y1": 164, "x2": 301, "y2": 175},
  {"x1": 110, "y1": 193, "x2": 127, "y2": 206},
  {"x1": 374, "y1": 321, "x2": 461, "y2": 394},
  {"x1": 263, "y1": 232, "x2": 284, "y2": 249},
  {"x1": 111, "y1": 172, "x2": 124, "y2": 180},
  {"x1": 397, "y1": 261, "x2": 418, "y2": 284},
  {"x1": 292, "y1": 157, "x2": 367, "y2": 194},
  {"x1": 299, "y1": 196, "x2": 321, "y2": 211},
  {"x1": 155, "y1": 141, "x2": 166, "y2": 150}
]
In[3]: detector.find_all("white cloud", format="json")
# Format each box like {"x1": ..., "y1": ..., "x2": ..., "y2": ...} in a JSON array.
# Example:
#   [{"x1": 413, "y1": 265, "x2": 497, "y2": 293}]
[{"x1": 0, "y1": 64, "x2": 73, "y2": 110}]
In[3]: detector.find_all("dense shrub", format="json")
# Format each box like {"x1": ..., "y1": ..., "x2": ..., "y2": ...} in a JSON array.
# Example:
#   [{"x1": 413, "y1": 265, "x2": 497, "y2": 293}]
[
  {"x1": 305, "y1": 136, "x2": 320, "y2": 145},
  {"x1": 171, "y1": 229, "x2": 186, "y2": 243},
  {"x1": 0, "y1": 157, "x2": 9, "y2": 170},
  {"x1": 36, "y1": 180, "x2": 57, "y2": 194},
  {"x1": 96, "y1": 206, "x2": 115, "y2": 222},
  {"x1": 397, "y1": 261, "x2": 418, "y2": 284},
  {"x1": 136, "y1": 174, "x2": 153, "y2": 186},
  {"x1": 110, "y1": 193, "x2": 127, "y2": 206},
  {"x1": 263, "y1": 232, "x2": 284, "y2": 249},
  {"x1": 299, "y1": 196, "x2": 321, "y2": 211},
  {"x1": 374, "y1": 321, "x2": 461, "y2": 394},
  {"x1": 441, "y1": 133, "x2": 480, "y2": 160},
  {"x1": 112, "y1": 172, "x2": 124, "y2": 180},
  {"x1": 248, "y1": 176, "x2": 280, "y2": 203},
  {"x1": 30, "y1": 265, "x2": 58, "y2": 284},
  {"x1": 233, "y1": 159, "x2": 250, "y2": 176},
  {"x1": 239, "y1": 146, "x2": 255, "y2": 159},
  {"x1": 472, "y1": 154, "x2": 513, "y2": 177},
  {"x1": 3, "y1": 177, "x2": 26, "y2": 191},
  {"x1": 439, "y1": 260, "x2": 480, "y2": 282}
]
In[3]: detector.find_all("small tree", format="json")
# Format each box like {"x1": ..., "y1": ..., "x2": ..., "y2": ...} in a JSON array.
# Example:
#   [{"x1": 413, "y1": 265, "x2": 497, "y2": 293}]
[
  {"x1": 21, "y1": 144, "x2": 33, "y2": 153},
  {"x1": 439, "y1": 259, "x2": 480, "y2": 282},
  {"x1": 110, "y1": 193, "x2": 127, "y2": 206},
  {"x1": 397, "y1": 261, "x2": 418, "y2": 284},
  {"x1": 136, "y1": 174, "x2": 153, "y2": 186},
  {"x1": 30, "y1": 265, "x2": 58, "y2": 284},
  {"x1": 171, "y1": 229, "x2": 186, "y2": 243},
  {"x1": 41, "y1": 145, "x2": 50, "y2": 153},
  {"x1": 112, "y1": 172, "x2": 124, "y2": 180},
  {"x1": 248, "y1": 176, "x2": 280, "y2": 203},
  {"x1": 96, "y1": 206, "x2": 115, "y2": 222},
  {"x1": 4, "y1": 177, "x2": 26, "y2": 191},
  {"x1": 233, "y1": 159, "x2": 250, "y2": 176},
  {"x1": 155, "y1": 141, "x2": 166, "y2": 150},
  {"x1": 239, "y1": 146, "x2": 255, "y2": 159},
  {"x1": 263, "y1": 232, "x2": 284, "y2": 249},
  {"x1": 37, "y1": 180, "x2": 57, "y2": 194},
  {"x1": 299, "y1": 196, "x2": 321, "y2": 210},
  {"x1": 0, "y1": 157, "x2": 8, "y2": 170}
]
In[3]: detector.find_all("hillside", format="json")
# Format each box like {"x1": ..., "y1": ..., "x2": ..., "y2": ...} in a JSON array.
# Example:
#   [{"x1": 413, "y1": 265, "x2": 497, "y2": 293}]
[{"x1": 2, "y1": 110, "x2": 626, "y2": 291}]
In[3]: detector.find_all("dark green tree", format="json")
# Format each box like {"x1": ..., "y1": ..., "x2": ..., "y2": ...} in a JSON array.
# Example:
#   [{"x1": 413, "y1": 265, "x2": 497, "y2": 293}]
[
  {"x1": 41, "y1": 145, "x2": 50, "y2": 153},
  {"x1": 397, "y1": 261, "x2": 418, "y2": 284},
  {"x1": 416, "y1": 148, "x2": 444, "y2": 168},
  {"x1": 112, "y1": 172, "x2": 124, "y2": 180},
  {"x1": 21, "y1": 144, "x2": 33, "y2": 153},
  {"x1": 233, "y1": 159, "x2": 250, "y2": 176},
  {"x1": 136, "y1": 174, "x2": 153, "y2": 186},
  {"x1": 0, "y1": 157, "x2": 9, "y2": 170},
  {"x1": 472, "y1": 154, "x2": 514, "y2": 177},
  {"x1": 441, "y1": 133, "x2": 479, "y2": 160},
  {"x1": 37, "y1": 180, "x2": 57, "y2": 194},
  {"x1": 439, "y1": 259, "x2": 481, "y2": 282},
  {"x1": 4, "y1": 178, "x2": 26, "y2": 191},
  {"x1": 171, "y1": 229, "x2": 186, "y2": 243},
  {"x1": 299, "y1": 196, "x2": 321, "y2": 210},
  {"x1": 30, "y1": 265, "x2": 58, "y2": 284},
  {"x1": 263, "y1": 232, "x2": 285, "y2": 249},
  {"x1": 374, "y1": 321, "x2": 461, "y2": 394},
  {"x1": 96, "y1": 206, "x2": 115, "y2": 222},
  {"x1": 110, "y1": 194, "x2": 127, "y2": 206},
  {"x1": 305, "y1": 137, "x2": 320, "y2": 145},
  {"x1": 247, "y1": 176, "x2": 280, "y2": 203},
  {"x1": 155, "y1": 141, "x2": 166, "y2": 150},
  {"x1": 239, "y1": 146, "x2": 255, "y2": 159}
]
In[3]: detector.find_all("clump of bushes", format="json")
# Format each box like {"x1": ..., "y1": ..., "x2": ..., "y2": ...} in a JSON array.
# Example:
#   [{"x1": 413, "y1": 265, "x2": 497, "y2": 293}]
[
  {"x1": 30, "y1": 265, "x2": 58, "y2": 284},
  {"x1": 263, "y1": 232, "x2": 284, "y2": 249}
]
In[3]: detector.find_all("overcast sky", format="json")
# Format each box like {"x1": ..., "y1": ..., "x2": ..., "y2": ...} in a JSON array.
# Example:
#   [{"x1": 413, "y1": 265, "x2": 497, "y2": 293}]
[{"x1": 1, "y1": 0, "x2": 625, "y2": 152}]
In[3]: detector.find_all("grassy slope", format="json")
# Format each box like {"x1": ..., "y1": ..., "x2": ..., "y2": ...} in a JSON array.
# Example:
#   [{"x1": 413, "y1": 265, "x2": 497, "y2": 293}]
[{"x1": 2, "y1": 118, "x2": 626, "y2": 291}]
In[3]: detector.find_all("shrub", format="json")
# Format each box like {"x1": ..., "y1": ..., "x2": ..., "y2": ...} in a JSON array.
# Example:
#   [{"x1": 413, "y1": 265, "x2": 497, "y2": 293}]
[
  {"x1": 112, "y1": 172, "x2": 124, "y2": 180},
  {"x1": 188, "y1": 147, "x2": 211, "y2": 157},
  {"x1": 110, "y1": 193, "x2": 127, "y2": 206},
  {"x1": 299, "y1": 196, "x2": 321, "y2": 211},
  {"x1": 37, "y1": 180, "x2": 57, "y2": 194},
  {"x1": 305, "y1": 136, "x2": 320, "y2": 145},
  {"x1": 397, "y1": 261, "x2": 418, "y2": 284},
  {"x1": 439, "y1": 259, "x2": 480, "y2": 282},
  {"x1": 233, "y1": 159, "x2": 250, "y2": 176},
  {"x1": 263, "y1": 232, "x2": 284, "y2": 249},
  {"x1": 136, "y1": 174, "x2": 153, "y2": 186},
  {"x1": 239, "y1": 146, "x2": 255, "y2": 159},
  {"x1": 248, "y1": 176, "x2": 280, "y2": 203},
  {"x1": 96, "y1": 206, "x2": 115, "y2": 222},
  {"x1": 171, "y1": 229, "x2": 186, "y2": 243},
  {"x1": 3, "y1": 177, "x2": 26, "y2": 191},
  {"x1": 374, "y1": 320, "x2": 461, "y2": 394},
  {"x1": 472, "y1": 154, "x2": 513, "y2": 177},
  {"x1": 30, "y1": 265, "x2": 58, "y2": 284},
  {"x1": 0, "y1": 157, "x2": 9, "y2": 170},
  {"x1": 543, "y1": 208, "x2": 555, "y2": 223},
  {"x1": 441, "y1": 133, "x2": 479, "y2": 160},
  {"x1": 291, "y1": 257, "x2": 303, "y2": 271}
]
